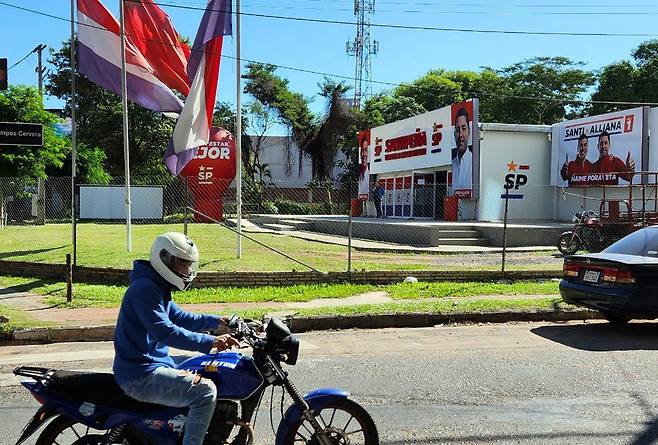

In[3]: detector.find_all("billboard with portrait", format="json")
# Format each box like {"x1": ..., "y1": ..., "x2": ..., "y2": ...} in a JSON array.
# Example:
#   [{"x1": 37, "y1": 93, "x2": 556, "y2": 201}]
[
  {"x1": 367, "y1": 99, "x2": 479, "y2": 198},
  {"x1": 551, "y1": 107, "x2": 648, "y2": 187}
]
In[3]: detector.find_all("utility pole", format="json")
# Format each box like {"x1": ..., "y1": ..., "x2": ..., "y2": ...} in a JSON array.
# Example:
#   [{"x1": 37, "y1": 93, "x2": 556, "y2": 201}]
[
  {"x1": 34, "y1": 44, "x2": 48, "y2": 226},
  {"x1": 34, "y1": 44, "x2": 47, "y2": 99},
  {"x1": 346, "y1": 0, "x2": 378, "y2": 108}
]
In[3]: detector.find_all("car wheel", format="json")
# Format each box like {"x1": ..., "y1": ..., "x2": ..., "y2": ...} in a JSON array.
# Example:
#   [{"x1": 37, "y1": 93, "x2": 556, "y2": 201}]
[{"x1": 600, "y1": 311, "x2": 631, "y2": 324}]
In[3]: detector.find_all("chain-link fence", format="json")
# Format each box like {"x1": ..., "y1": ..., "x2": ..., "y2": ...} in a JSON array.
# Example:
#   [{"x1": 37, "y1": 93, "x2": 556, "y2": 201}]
[{"x1": 4, "y1": 175, "x2": 658, "y2": 275}]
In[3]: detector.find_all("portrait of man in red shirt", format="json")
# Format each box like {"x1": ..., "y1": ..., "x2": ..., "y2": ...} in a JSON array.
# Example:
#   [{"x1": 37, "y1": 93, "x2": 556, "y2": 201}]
[
  {"x1": 591, "y1": 130, "x2": 635, "y2": 185},
  {"x1": 560, "y1": 133, "x2": 592, "y2": 186}
]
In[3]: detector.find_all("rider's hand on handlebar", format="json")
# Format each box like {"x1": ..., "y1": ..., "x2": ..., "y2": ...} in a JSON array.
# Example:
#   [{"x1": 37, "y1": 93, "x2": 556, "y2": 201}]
[{"x1": 212, "y1": 334, "x2": 240, "y2": 351}]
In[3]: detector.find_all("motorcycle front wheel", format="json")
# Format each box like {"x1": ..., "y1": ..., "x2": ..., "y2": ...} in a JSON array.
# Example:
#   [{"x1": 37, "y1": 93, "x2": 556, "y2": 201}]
[
  {"x1": 282, "y1": 398, "x2": 379, "y2": 445},
  {"x1": 36, "y1": 415, "x2": 111, "y2": 445},
  {"x1": 558, "y1": 231, "x2": 580, "y2": 255}
]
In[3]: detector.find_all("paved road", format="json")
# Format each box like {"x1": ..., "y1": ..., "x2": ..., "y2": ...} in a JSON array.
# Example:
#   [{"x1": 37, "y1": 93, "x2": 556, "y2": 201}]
[{"x1": 2, "y1": 321, "x2": 658, "y2": 444}]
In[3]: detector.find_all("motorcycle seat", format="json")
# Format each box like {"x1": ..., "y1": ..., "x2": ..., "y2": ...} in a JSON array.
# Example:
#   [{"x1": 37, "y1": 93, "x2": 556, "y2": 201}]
[{"x1": 47, "y1": 369, "x2": 168, "y2": 414}]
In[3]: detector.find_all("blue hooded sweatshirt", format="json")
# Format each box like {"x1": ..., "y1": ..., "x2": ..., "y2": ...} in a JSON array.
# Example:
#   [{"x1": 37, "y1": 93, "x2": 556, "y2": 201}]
[{"x1": 113, "y1": 260, "x2": 221, "y2": 383}]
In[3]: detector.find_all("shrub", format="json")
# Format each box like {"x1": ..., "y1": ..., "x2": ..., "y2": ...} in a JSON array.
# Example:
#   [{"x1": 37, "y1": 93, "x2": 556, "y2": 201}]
[{"x1": 273, "y1": 199, "x2": 331, "y2": 215}]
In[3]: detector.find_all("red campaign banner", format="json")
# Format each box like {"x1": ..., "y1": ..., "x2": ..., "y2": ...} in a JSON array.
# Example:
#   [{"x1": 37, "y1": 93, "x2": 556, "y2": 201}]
[{"x1": 180, "y1": 127, "x2": 236, "y2": 222}]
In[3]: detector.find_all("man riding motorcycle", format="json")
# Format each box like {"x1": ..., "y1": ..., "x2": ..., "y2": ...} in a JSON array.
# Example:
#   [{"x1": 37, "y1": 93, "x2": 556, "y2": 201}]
[{"x1": 113, "y1": 232, "x2": 239, "y2": 445}]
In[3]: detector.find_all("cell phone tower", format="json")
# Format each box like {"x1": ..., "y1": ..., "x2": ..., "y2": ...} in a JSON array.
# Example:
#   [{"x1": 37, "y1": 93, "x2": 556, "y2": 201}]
[{"x1": 346, "y1": 0, "x2": 379, "y2": 109}]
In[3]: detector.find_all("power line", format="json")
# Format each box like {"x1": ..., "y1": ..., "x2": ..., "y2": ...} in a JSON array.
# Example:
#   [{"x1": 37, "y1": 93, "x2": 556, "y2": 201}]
[
  {"x1": 8, "y1": 48, "x2": 36, "y2": 70},
  {"x1": 163, "y1": 0, "x2": 658, "y2": 14},
  {"x1": 1, "y1": 0, "x2": 657, "y2": 108},
  {"x1": 180, "y1": 0, "x2": 658, "y2": 8},
  {"x1": 1, "y1": 0, "x2": 656, "y2": 37},
  {"x1": 124, "y1": 0, "x2": 658, "y2": 37}
]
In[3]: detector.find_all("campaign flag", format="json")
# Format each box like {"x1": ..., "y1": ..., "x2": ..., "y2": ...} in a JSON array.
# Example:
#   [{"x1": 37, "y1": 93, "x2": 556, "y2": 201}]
[
  {"x1": 124, "y1": 0, "x2": 191, "y2": 96},
  {"x1": 77, "y1": 0, "x2": 183, "y2": 113},
  {"x1": 164, "y1": 0, "x2": 232, "y2": 175}
]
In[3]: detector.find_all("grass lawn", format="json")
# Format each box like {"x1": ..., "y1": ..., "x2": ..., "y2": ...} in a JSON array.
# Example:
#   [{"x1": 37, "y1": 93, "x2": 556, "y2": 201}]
[
  {"x1": 0, "y1": 223, "x2": 562, "y2": 273},
  {"x1": 386, "y1": 280, "x2": 560, "y2": 299},
  {"x1": 0, "y1": 275, "x2": 559, "y2": 309},
  {"x1": 0, "y1": 304, "x2": 51, "y2": 338},
  {"x1": 292, "y1": 297, "x2": 568, "y2": 317}
]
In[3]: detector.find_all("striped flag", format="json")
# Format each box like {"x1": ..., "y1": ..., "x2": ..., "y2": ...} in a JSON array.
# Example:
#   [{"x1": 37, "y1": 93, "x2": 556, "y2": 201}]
[
  {"x1": 124, "y1": 0, "x2": 191, "y2": 96},
  {"x1": 77, "y1": 0, "x2": 184, "y2": 113},
  {"x1": 164, "y1": 0, "x2": 232, "y2": 175}
]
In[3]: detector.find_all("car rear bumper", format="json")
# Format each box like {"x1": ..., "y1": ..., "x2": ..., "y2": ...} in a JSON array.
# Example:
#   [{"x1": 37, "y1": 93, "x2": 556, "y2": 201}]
[
  {"x1": 559, "y1": 279, "x2": 633, "y2": 313},
  {"x1": 560, "y1": 279, "x2": 658, "y2": 318}
]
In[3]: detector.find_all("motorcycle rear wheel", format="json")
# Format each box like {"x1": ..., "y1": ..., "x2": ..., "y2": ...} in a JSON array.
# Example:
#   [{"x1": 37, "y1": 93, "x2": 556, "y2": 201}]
[
  {"x1": 558, "y1": 232, "x2": 580, "y2": 255},
  {"x1": 282, "y1": 398, "x2": 379, "y2": 445},
  {"x1": 36, "y1": 415, "x2": 112, "y2": 445}
]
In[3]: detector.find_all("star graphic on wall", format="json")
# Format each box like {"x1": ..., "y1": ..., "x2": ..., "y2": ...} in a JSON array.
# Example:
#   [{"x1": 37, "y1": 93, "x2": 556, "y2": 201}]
[{"x1": 507, "y1": 160, "x2": 518, "y2": 172}]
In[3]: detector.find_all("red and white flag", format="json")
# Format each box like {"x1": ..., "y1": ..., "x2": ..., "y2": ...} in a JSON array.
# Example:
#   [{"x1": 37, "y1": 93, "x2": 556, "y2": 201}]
[
  {"x1": 124, "y1": 0, "x2": 191, "y2": 96},
  {"x1": 165, "y1": 0, "x2": 232, "y2": 175}
]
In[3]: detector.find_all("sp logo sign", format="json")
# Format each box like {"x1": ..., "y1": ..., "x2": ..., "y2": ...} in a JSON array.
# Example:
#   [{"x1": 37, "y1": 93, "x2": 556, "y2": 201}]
[
  {"x1": 504, "y1": 160, "x2": 530, "y2": 190},
  {"x1": 501, "y1": 161, "x2": 530, "y2": 200}
]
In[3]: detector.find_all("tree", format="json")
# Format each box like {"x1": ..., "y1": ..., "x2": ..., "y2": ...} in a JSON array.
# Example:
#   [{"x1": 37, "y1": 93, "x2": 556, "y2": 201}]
[
  {"x1": 494, "y1": 57, "x2": 595, "y2": 124},
  {"x1": 47, "y1": 39, "x2": 176, "y2": 183},
  {"x1": 591, "y1": 40, "x2": 658, "y2": 114},
  {"x1": 0, "y1": 85, "x2": 68, "y2": 178},
  {"x1": 246, "y1": 100, "x2": 277, "y2": 183},
  {"x1": 362, "y1": 94, "x2": 426, "y2": 127},
  {"x1": 243, "y1": 63, "x2": 355, "y2": 181}
]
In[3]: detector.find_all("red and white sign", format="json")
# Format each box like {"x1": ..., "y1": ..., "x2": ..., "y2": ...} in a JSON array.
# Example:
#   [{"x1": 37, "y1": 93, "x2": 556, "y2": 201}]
[
  {"x1": 367, "y1": 99, "x2": 479, "y2": 198},
  {"x1": 180, "y1": 127, "x2": 236, "y2": 222},
  {"x1": 552, "y1": 107, "x2": 645, "y2": 187}
]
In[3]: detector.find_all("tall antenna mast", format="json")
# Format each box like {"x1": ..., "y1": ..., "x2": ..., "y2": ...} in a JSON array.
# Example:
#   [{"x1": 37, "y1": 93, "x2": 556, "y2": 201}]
[{"x1": 346, "y1": 0, "x2": 378, "y2": 108}]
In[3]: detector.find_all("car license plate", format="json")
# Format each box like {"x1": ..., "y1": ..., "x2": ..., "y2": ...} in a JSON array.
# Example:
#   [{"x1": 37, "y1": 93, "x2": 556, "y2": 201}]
[{"x1": 582, "y1": 270, "x2": 601, "y2": 283}]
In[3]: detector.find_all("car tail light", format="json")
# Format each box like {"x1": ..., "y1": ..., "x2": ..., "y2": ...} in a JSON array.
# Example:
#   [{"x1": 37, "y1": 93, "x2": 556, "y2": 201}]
[
  {"x1": 601, "y1": 267, "x2": 636, "y2": 284},
  {"x1": 563, "y1": 262, "x2": 580, "y2": 278}
]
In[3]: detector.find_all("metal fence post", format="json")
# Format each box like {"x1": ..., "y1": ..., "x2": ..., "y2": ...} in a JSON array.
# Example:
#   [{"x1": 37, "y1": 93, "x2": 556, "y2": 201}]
[
  {"x1": 348, "y1": 182, "x2": 353, "y2": 276},
  {"x1": 36, "y1": 177, "x2": 46, "y2": 225},
  {"x1": 501, "y1": 190, "x2": 510, "y2": 275},
  {"x1": 66, "y1": 253, "x2": 73, "y2": 302}
]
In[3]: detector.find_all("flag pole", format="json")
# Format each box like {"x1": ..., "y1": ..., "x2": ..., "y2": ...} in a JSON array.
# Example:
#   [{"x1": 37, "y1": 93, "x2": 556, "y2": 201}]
[
  {"x1": 119, "y1": 0, "x2": 132, "y2": 252},
  {"x1": 235, "y1": 0, "x2": 242, "y2": 259},
  {"x1": 70, "y1": 0, "x2": 78, "y2": 265}
]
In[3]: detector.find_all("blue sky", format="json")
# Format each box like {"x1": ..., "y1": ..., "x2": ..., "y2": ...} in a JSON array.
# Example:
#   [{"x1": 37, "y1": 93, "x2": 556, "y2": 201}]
[{"x1": 2, "y1": 0, "x2": 658, "y2": 133}]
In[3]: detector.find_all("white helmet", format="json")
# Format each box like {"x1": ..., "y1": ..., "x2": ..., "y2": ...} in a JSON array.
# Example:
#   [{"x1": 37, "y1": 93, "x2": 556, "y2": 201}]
[{"x1": 150, "y1": 232, "x2": 199, "y2": 290}]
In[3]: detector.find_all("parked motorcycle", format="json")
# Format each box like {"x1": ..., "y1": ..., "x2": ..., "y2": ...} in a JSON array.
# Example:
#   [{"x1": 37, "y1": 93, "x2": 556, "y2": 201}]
[
  {"x1": 13, "y1": 316, "x2": 379, "y2": 445},
  {"x1": 558, "y1": 210, "x2": 607, "y2": 255}
]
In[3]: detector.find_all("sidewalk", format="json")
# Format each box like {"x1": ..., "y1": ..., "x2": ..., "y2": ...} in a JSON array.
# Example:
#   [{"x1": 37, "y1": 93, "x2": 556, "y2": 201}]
[
  {"x1": 1, "y1": 288, "x2": 563, "y2": 327},
  {"x1": 0, "y1": 286, "x2": 603, "y2": 343}
]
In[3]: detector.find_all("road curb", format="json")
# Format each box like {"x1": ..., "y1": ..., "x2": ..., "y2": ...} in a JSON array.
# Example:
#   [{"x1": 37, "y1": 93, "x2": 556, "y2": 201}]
[{"x1": 11, "y1": 309, "x2": 602, "y2": 344}]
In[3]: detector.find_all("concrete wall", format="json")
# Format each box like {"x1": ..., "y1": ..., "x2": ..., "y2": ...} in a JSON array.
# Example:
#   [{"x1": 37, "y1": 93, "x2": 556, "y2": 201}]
[
  {"x1": 253, "y1": 136, "x2": 346, "y2": 186},
  {"x1": 476, "y1": 126, "x2": 553, "y2": 221},
  {"x1": 0, "y1": 260, "x2": 560, "y2": 287}
]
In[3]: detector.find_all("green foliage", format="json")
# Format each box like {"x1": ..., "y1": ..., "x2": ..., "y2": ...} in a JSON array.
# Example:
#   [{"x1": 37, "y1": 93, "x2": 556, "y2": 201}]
[
  {"x1": 494, "y1": 57, "x2": 595, "y2": 123},
  {"x1": 361, "y1": 94, "x2": 427, "y2": 127},
  {"x1": 243, "y1": 63, "x2": 314, "y2": 140},
  {"x1": 272, "y1": 198, "x2": 330, "y2": 215},
  {"x1": 260, "y1": 200, "x2": 279, "y2": 214},
  {"x1": 0, "y1": 86, "x2": 69, "y2": 178},
  {"x1": 243, "y1": 64, "x2": 356, "y2": 180},
  {"x1": 47, "y1": 39, "x2": 175, "y2": 182},
  {"x1": 591, "y1": 39, "x2": 658, "y2": 114}
]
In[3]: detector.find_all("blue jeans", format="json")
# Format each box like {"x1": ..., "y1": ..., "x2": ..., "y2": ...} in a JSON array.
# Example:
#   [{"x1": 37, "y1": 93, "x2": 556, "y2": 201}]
[{"x1": 118, "y1": 366, "x2": 217, "y2": 445}]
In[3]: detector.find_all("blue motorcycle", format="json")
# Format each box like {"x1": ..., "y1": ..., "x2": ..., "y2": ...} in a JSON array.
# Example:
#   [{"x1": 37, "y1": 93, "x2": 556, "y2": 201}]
[{"x1": 13, "y1": 316, "x2": 378, "y2": 445}]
